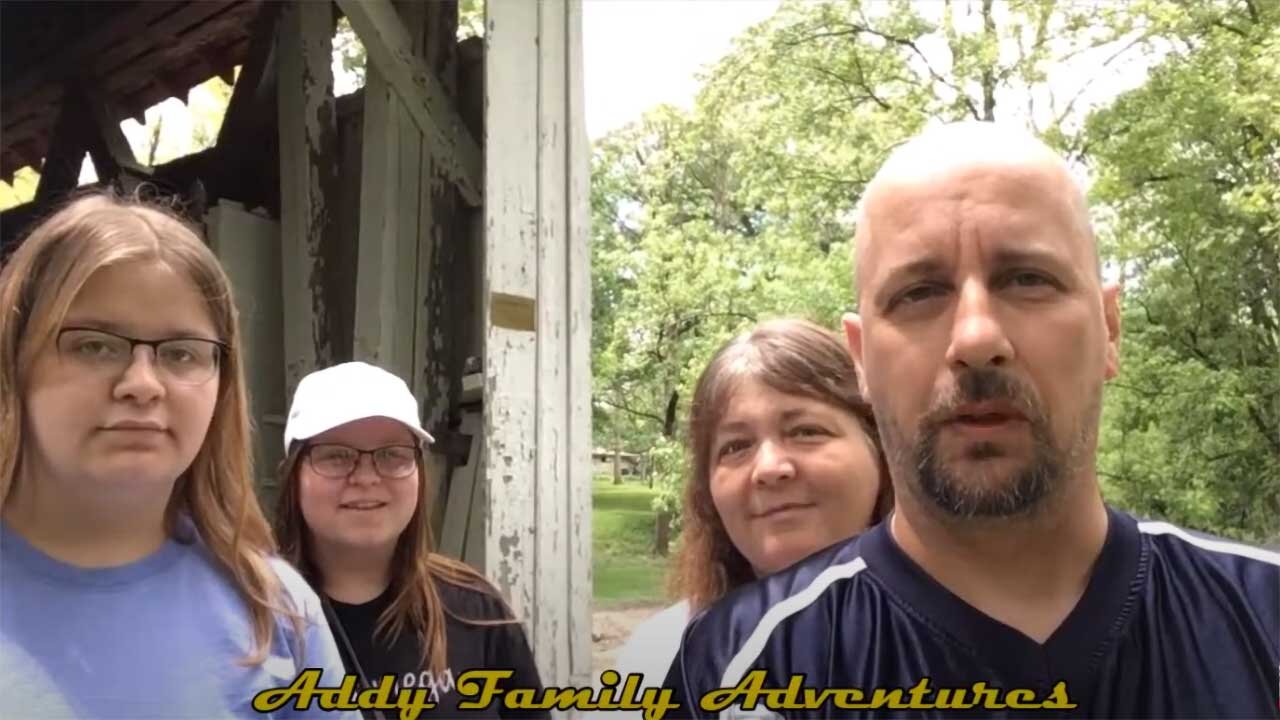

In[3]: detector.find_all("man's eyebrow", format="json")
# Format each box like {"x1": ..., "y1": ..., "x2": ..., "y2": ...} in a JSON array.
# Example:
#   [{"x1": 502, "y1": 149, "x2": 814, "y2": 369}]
[
  {"x1": 873, "y1": 257, "x2": 948, "y2": 307},
  {"x1": 990, "y1": 246, "x2": 1070, "y2": 269}
]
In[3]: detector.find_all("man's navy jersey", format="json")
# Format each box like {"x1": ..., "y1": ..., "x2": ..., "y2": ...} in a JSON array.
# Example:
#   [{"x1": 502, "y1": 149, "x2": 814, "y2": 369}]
[{"x1": 661, "y1": 506, "x2": 1279, "y2": 718}]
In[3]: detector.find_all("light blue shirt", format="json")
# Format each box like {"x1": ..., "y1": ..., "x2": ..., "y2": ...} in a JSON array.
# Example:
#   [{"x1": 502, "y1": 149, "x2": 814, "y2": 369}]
[{"x1": 0, "y1": 518, "x2": 359, "y2": 719}]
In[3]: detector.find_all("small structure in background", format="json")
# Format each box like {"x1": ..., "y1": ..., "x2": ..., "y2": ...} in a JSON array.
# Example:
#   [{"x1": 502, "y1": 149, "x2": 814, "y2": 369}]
[
  {"x1": 591, "y1": 448, "x2": 648, "y2": 482},
  {"x1": 0, "y1": 0, "x2": 593, "y2": 687}
]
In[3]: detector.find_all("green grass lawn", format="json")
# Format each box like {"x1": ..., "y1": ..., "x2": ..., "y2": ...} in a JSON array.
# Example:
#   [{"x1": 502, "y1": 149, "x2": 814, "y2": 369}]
[{"x1": 592, "y1": 477, "x2": 672, "y2": 608}]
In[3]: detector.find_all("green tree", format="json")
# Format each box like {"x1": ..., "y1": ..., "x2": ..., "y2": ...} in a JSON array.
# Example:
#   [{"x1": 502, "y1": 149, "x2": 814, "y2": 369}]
[
  {"x1": 1086, "y1": 0, "x2": 1280, "y2": 542},
  {"x1": 590, "y1": 0, "x2": 1161, "y2": 552}
]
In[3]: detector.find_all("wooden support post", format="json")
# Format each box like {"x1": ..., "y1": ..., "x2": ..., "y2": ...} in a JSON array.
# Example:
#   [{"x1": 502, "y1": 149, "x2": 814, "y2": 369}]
[
  {"x1": 276, "y1": 0, "x2": 340, "y2": 397},
  {"x1": 217, "y1": 1, "x2": 282, "y2": 152},
  {"x1": 565, "y1": 0, "x2": 595, "y2": 685},
  {"x1": 416, "y1": 0, "x2": 467, "y2": 555},
  {"x1": 352, "y1": 58, "x2": 402, "y2": 370},
  {"x1": 206, "y1": 202, "x2": 285, "y2": 504},
  {"x1": 352, "y1": 0, "x2": 427, "y2": 383},
  {"x1": 484, "y1": 0, "x2": 593, "y2": 688},
  {"x1": 334, "y1": 0, "x2": 482, "y2": 206},
  {"x1": 79, "y1": 85, "x2": 152, "y2": 183},
  {"x1": 34, "y1": 88, "x2": 87, "y2": 205}
]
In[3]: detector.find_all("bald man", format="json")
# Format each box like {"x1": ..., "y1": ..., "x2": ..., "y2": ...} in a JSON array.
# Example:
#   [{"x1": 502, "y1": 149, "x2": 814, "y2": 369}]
[{"x1": 660, "y1": 122, "x2": 1279, "y2": 718}]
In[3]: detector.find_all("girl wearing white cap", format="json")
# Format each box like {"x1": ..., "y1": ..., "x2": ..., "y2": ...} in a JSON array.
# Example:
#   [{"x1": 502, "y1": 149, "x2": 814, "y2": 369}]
[
  {"x1": 274, "y1": 361, "x2": 545, "y2": 719},
  {"x1": 0, "y1": 192, "x2": 355, "y2": 718}
]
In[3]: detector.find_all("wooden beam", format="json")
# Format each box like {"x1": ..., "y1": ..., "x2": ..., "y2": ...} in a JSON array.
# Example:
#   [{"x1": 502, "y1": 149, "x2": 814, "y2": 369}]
[
  {"x1": 276, "y1": 0, "x2": 340, "y2": 396},
  {"x1": 34, "y1": 88, "x2": 88, "y2": 205},
  {"x1": 334, "y1": 0, "x2": 482, "y2": 206},
  {"x1": 216, "y1": 1, "x2": 281, "y2": 151},
  {"x1": 78, "y1": 85, "x2": 152, "y2": 182},
  {"x1": 14, "y1": 140, "x2": 44, "y2": 176},
  {"x1": 0, "y1": 2, "x2": 184, "y2": 118}
]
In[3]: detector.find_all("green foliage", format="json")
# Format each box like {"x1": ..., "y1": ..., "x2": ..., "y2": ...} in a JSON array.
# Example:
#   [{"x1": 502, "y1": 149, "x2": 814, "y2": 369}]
[
  {"x1": 649, "y1": 436, "x2": 687, "y2": 530},
  {"x1": 1086, "y1": 0, "x2": 1280, "y2": 542},
  {"x1": 591, "y1": 0, "x2": 1280, "y2": 543}
]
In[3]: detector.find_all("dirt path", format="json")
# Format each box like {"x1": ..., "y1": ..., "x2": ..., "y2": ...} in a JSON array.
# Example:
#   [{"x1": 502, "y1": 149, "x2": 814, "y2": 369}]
[{"x1": 591, "y1": 601, "x2": 668, "y2": 676}]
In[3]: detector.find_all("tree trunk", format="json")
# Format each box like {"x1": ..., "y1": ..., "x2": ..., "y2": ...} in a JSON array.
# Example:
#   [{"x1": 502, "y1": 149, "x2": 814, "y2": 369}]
[
  {"x1": 653, "y1": 388, "x2": 680, "y2": 555},
  {"x1": 981, "y1": 0, "x2": 997, "y2": 121},
  {"x1": 654, "y1": 508, "x2": 671, "y2": 557}
]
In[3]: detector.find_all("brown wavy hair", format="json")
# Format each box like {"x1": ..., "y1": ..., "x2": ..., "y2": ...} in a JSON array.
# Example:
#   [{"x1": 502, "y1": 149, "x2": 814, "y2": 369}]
[
  {"x1": 670, "y1": 317, "x2": 893, "y2": 611},
  {"x1": 0, "y1": 191, "x2": 293, "y2": 664},
  {"x1": 275, "y1": 436, "x2": 518, "y2": 677}
]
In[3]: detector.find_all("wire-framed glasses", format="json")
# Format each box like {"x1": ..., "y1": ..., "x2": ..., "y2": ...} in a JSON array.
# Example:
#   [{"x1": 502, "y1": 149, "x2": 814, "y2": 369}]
[
  {"x1": 56, "y1": 326, "x2": 226, "y2": 386},
  {"x1": 305, "y1": 444, "x2": 420, "y2": 479}
]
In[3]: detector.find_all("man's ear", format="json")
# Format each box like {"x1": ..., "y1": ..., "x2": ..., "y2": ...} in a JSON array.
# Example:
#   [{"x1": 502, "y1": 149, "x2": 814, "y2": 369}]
[
  {"x1": 842, "y1": 312, "x2": 869, "y2": 398},
  {"x1": 1102, "y1": 282, "x2": 1122, "y2": 380}
]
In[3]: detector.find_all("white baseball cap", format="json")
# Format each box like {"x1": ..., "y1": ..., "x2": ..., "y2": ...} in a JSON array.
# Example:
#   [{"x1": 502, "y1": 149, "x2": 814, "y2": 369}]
[{"x1": 283, "y1": 361, "x2": 435, "y2": 452}]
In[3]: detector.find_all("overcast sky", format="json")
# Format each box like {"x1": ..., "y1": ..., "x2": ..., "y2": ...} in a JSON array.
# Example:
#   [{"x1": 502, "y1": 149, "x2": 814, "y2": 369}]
[{"x1": 582, "y1": 0, "x2": 781, "y2": 139}]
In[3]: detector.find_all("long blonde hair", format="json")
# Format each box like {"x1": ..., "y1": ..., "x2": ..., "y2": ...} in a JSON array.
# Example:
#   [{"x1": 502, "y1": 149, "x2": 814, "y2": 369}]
[
  {"x1": 275, "y1": 440, "x2": 517, "y2": 677},
  {"x1": 0, "y1": 191, "x2": 290, "y2": 664}
]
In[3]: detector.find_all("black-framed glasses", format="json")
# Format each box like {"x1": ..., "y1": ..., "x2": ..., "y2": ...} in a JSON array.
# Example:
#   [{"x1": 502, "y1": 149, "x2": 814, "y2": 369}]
[
  {"x1": 56, "y1": 327, "x2": 227, "y2": 386},
  {"x1": 305, "y1": 443, "x2": 420, "y2": 480}
]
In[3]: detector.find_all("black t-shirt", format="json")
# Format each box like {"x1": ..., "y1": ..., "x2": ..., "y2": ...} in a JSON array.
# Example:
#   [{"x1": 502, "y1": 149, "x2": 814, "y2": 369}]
[
  {"x1": 663, "y1": 506, "x2": 1280, "y2": 718},
  {"x1": 327, "y1": 579, "x2": 547, "y2": 719}
]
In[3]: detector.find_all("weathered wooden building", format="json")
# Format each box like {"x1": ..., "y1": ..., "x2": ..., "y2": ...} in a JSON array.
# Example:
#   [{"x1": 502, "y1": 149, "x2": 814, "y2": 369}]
[{"x1": 0, "y1": 0, "x2": 593, "y2": 686}]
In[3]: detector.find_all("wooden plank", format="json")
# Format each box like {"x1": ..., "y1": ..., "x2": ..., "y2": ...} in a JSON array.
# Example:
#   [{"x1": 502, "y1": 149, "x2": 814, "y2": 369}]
[
  {"x1": 534, "y1": 0, "x2": 571, "y2": 684},
  {"x1": 564, "y1": 0, "x2": 595, "y2": 687},
  {"x1": 393, "y1": 0, "x2": 427, "y2": 384},
  {"x1": 352, "y1": 67, "x2": 400, "y2": 368},
  {"x1": 464, "y1": 430, "x2": 488, "y2": 571},
  {"x1": 484, "y1": 0, "x2": 540, "y2": 642},
  {"x1": 440, "y1": 409, "x2": 483, "y2": 558},
  {"x1": 334, "y1": 0, "x2": 482, "y2": 206},
  {"x1": 276, "y1": 0, "x2": 339, "y2": 398},
  {"x1": 206, "y1": 202, "x2": 285, "y2": 504},
  {"x1": 413, "y1": 1, "x2": 464, "y2": 553}
]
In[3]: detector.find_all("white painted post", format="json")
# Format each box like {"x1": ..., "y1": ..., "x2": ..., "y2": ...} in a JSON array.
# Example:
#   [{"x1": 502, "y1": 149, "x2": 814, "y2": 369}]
[{"x1": 485, "y1": 0, "x2": 594, "y2": 689}]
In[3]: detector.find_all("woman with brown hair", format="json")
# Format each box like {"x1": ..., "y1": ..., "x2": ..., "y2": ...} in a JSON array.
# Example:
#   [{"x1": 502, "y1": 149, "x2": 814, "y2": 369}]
[
  {"x1": 274, "y1": 361, "x2": 545, "y2": 719},
  {"x1": 614, "y1": 317, "x2": 892, "y2": 689},
  {"x1": 0, "y1": 192, "x2": 354, "y2": 718}
]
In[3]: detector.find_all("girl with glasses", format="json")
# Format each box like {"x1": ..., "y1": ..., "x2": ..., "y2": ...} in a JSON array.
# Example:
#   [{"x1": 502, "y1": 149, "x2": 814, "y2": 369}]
[
  {"x1": 274, "y1": 361, "x2": 545, "y2": 719},
  {"x1": 0, "y1": 192, "x2": 355, "y2": 717}
]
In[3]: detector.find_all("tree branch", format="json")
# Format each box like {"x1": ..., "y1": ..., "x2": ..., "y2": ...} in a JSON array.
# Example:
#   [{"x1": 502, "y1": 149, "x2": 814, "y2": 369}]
[
  {"x1": 1211, "y1": 19, "x2": 1249, "y2": 38},
  {"x1": 1053, "y1": 34, "x2": 1149, "y2": 128},
  {"x1": 597, "y1": 395, "x2": 667, "y2": 427},
  {"x1": 782, "y1": 21, "x2": 979, "y2": 119},
  {"x1": 1247, "y1": 402, "x2": 1280, "y2": 456},
  {"x1": 1243, "y1": 0, "x2": 1260, "y2": 24}
]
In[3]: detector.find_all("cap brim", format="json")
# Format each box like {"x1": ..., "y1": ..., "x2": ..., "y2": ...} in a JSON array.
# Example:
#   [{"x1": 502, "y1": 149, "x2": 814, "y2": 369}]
[{"x1": 286, "y1": 411, "x2": 435, "y2": 451}]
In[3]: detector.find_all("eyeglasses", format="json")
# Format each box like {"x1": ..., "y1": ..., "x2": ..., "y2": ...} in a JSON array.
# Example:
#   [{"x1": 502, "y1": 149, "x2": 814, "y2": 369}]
[
  {"x1": 56, "y1": 327, "x2": 227, "y2": 386},
  {"x1": 305, "y1": 444, "x2": 420, "y2": 480}
]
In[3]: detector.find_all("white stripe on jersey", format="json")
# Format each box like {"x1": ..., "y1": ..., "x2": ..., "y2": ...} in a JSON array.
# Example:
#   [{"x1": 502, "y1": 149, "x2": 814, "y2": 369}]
[
  {"x1": 719, "y1": 557, "x2": 869, "y2": 690},
  {"x1": 1138, "y1": 521, "x2": 1280, "y2": 566}
]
